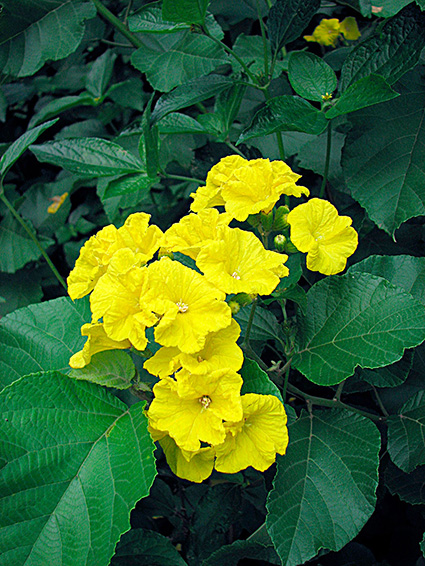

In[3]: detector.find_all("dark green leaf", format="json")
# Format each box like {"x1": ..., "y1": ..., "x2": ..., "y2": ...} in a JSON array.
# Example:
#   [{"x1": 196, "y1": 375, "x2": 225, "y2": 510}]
[
  {"x1": 111, "y1": 529, "x2": 187, "y2": 566},
  {"x1": 235, "y1": 305, "x2": 283, "y2": 347},
  {"x1": 31, "y1": 137, "x2": 144, "y2": 177},
  {"x1": 131, "y1": 32, "x2": 227, "y2": 92},
  {"x1": 162, "y1": 0, "x2": 210, "y2": 24},
  {"x1": 372, "y1": 0, "x2": 412, "y2": 17},
  {"x1": 203, "y1": 539, "x2": 280, "y2": 566},
  {"x1": 0, "y1": 296, "x2": 91, "y2": 390},
  {"x1": 342, "y1": 72, "x2": 425, "y2": 235},
  {"x1": 387, "y1": 390, "x2": 425, "y2": 472},
  {"x1": 240, "y1": 358, "x2": 283, "y2": 402},
  {"x1": 326, "y1": 75, "x2": 399, "y2": 119},
  {"x1": 158, "y1": 112, "x2": 207, "y2": 134},
  {"x1": 103, "y1": 173, "x2": 156, "y2": 200},
  {"x1": 238, "y1": 95, "x2": 327, "y2": 144},
  {"x1": 359, "y1": 350, "x2": 413, "y2": 388},
  {"x1": 0, "y1": 268, "x2": 43, "y2": 317},
  {"x1": 128, "y1": 4, "x2": 188, "y2": 34},
  {"x1": 0, "y1": 371, "x2": 156, "y2": 566},
  {"x1": 288, "y1": 51, "x2": 337, "y2": 102},
  {"x1": 0, "y1": 119, "x2": 59, "y2": 179},
  {"x1": 293, "y1": 273, "x2": 425, "y2": 385},
  {"x1": 333, "y1": 0, "x2": 372, "y2": 17},
  {"x1": 268, "y1": 0, "x2": 321, "y2": 54},
  {"x1": 85, "y1": 50, "x2": 116, "y2": 99},
  {"x1": 266, "y1": 409, "x2": 380, "y2": 566},
  {"x1": 69, "y1": 351, "x2": 136, "y2": 389},
  {"x1": 0, "y1": 0, "x2": 96, "y2": 77},
  {"x1": 150, "y1": 75, "x2": 234, "y2": 124},
  {"x1": 340, "y1": 4, "x2": 425, "y2": 91},
  {"x1": 385, "y1": 460, "x2": 425, "y2": 505},
  {"x1": 28, "y1": 94, "x2": 96, "y2": 128},
  {"x1": 143, "y1": 95, "x2": 160, "y2": 179},
  {"x1": 232, "y1": 34, "x2": 288, "y2": 77}
]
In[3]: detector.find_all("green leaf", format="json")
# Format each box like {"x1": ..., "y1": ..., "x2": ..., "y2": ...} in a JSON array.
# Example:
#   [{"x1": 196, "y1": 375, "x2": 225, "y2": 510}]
[
  {"x1": 359, "y1": 350, "x2": 413, "y2": 388},
  {"x1": 266, "y1": 409, "x2": 380, "y2": 566},
  {"x1": 333, "y1": 0, "x2": 372, "y2": 17},
  {"x1": 293, "y1": 273, "x2": 425, "y2": 385},
  {"x1": 342, "y1": 72, "x2": 425, "y2": 235},
  {"x1": 238, "y1": 95, "x2": 327, "y2": 144},
  {"x1": 385, "y1": 460, "x2": 425, "y2": 505},
  {"x1": 0, "y1": 87, "x2": 7, "y2": 122},
  {"x1": 162, "y1": 0, "x2": 210, "y2": 24},
  {"x1": 31, "y1": 137, "x2": 144, "y2": 177},
  {"x1": 203, "y1": 539, "x2": 280, "y2": 566},
  {"x1": 288, "y1": 52, "x2": 337, "y2": 102},
  {"x1": 214, "y1": 82, "x2": 247, "y2": 139},
  {"x1": 232, "y1": 34, "x2": 287, "y2": 77},
  {"x1": 0, "y1": 212, "x2": 54, "y2": 273},
  {"x1": 28, "y1": 94, "x2": 96, "y2": 128},
  {"x1": 339, "y1": 4, "x2": 425, "y2": 91},
  {"x1": 111, "y1": 529, "x2": 187, "y2": 566},
  {"x1": 131, "y1": 32, "x2": 227, "y2": 92},
  {"x1": 85, "y1": 50, "x2": 116, "y2": 99},
  {"x1": 0, "y1": 118, "x2": 59, "y2": 179},
  {"x1": 326, "y1": 75, "x2": 399, "y2": 119},
  {"x1": 240, "y1": 358, "x2": 283, "y2": 402},
  {"x1": 387, "y1": 390, "x2": 425, "y2": 472},
  {"x1": 142, "y1": 94, "x2": 160, "y2": 179},
  {"x1": 372, "y1": 0, "x2": 412, "y2": 18},
  {"x1": 150, "y1": 75, "x2": 234, "y2": 124},
  {"x1": 69, "y1": 351, "x2": 136, "y2": 389},
  {"x1": 0, "y1": 296, "x2": 91, "y2": 390},
  {"x1": 128, "y1": 4, "x2": 189, "y2": 33},
  {"x1": 0, "y1": 267, "x2": 43, "y2": 318},
  {"x1": 158, "y1": 112, "x2": 207, "y2": 134},
  {"x1": 348, "y1": 255, "x2": 425, "y2": 305},
  {"x1": 103, "y1": 173, "x2": 156, "y2": 200},
  {"x1": 0, "y1": 0, "x2": 96, "y2": 77},
  {"x1": 235, "y1": 305, "x2": 283, "y2": 348},
  {"x1": 268, "y1": 0, "x2": 321, "y2": 54},
  {"x1": 0, "y1": 371, "x2": 156, "y2": 566}
]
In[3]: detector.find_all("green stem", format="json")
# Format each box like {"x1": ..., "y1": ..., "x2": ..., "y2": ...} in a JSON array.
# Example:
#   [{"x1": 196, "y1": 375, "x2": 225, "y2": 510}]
[
  {"x1": 333, "y1": 379, "x2": 345, "y2": 401},
  {"x1": 225, "y1": 140, "x2": 246, "y2": 158},
  {"x1": 242, "y1": 298, "x2": 258, "y2": 348},
  {"x1": 287, "y1": 383, "x2": 383, "y2": 423},
  {"x1": 161, "y1": 173, "x2": 205, "y2": 184},
  {"x1": 92, "y1": 0, "x2": 144, "y2": 49},
  {"x1": 319, "y1": 121, "x2": 332, "y2": 198},
  {"x1": 281, "y1": 359, "x2": 292, "y2": 399},
  {"x1": 0, "y1": 193, "x2": 67, "y2": 290},
  {"x1": 371, "y1": 385, "x2": 389, "y2": 417}
]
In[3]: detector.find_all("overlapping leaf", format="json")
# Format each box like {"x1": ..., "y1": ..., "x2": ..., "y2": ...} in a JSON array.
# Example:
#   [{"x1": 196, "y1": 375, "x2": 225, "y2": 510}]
[{"x1": 268, "y1": 0, "x2": 320, "y2": 53}]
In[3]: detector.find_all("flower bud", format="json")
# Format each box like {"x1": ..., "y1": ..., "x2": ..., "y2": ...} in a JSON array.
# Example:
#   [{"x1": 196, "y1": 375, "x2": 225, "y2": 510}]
[
  {"x1": 274, "y1": 234, "x2": 287, "y2": 252},
  {"x1": 158, "y1": 247, "x2": 174, "y2": 259},
  {"x1": 260, "y1": 210, "x2": 274, "y2": 231},
  {"x1": 284, "y1": 239, "x2": 299, "y2": 254},
  {"x1": 228, "y1": 300, "x2": 240, "y2": 315},
  {"x1": 234, "y1": 292, "x2": 254, "y2": 307},
  {"x1": 273, "y1": 206, "x2": 290, "y2": 231},
  {"x1": 247, "y1": 213, "x2": 261, "y2": 227}
]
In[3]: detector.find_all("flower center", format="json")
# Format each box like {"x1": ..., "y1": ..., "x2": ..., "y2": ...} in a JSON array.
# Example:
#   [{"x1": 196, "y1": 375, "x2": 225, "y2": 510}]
[
  {"x1": 199, "y1": 395, "x2": 211, "y2": 409},
  {"x1": 231, "y1": 271, "x2": 241, "y2": 280},
  {"x1": 176, "y1": 300, "x2": 189, "y2": 313}
]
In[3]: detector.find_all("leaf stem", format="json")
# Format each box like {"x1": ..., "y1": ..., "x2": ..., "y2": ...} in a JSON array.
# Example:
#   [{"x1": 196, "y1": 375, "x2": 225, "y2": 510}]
[
  {"x1": 371, "y1": 384, "x2": 390, "y2": 417},
  {"x1": 319, "y1": 120, "x2": 332, "y2": 198},
  {"x1": 92, "y1": 0, "x2": 144, "y2": 49},
  {"x1": 160, "y1": 173, "x2": 204, "y2": 184},
  {"x1": 225, "y1": 140, "x2": 247, "y2": 158},
  {"x1": 0, "y1": 193, "x2": 67, "y2": 290}
]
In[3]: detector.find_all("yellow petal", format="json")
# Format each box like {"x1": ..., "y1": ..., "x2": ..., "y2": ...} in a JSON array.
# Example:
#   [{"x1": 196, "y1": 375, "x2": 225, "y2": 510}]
[
  {"x1": 339, "y1": 17, "x2": 360, "y2": 41},
  {"x1": 159, "y1": 434, "x2": 215, "y2": 483},
  {"x1": 69, "y1": 322, "x2": 130, "y2": 368}
]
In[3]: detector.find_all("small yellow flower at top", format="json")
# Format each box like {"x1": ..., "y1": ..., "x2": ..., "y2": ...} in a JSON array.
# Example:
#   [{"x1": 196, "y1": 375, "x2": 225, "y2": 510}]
[
  {"x1": 304, "y1": 17, "x2": 360, "y2": 47},
  {"x1": 322, "y1": 92, "x2": 333, "y2": 101},
  {"x1": 47, "y1": 192, "x2": 68, "y2": 214}
]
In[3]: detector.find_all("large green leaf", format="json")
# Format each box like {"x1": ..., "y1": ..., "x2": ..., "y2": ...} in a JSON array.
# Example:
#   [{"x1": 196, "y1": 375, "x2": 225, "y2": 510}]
[
  {"x1": 238, "y1": 95, "x2": 327, "y2": 144},
  {"x1": 0, "y1": 371, "x2": 156, "y2": 566},
  {"x1": 0, "y1": 0, "x2": 96, "y2": 77},
  {"x1": 103, "y1": 173, "x2": 156, "y2": 200},
  {"x1": 349, "y1": 255, "x2": 425, "y2": 305},
  {"x1": 288, "y1": 52, "x2": 337, "y2": 102},
  {"x1": 387, "y1": 390, "x2": 425, "y2": 472},
  {"x1": 162, "y1": 0, "x2": 210, "y2": 24},
  {"x1": 266, "y1": 409, "x2": 380, "y2": 566},
  {"x1": 268, "y1": 0, "x2": 320, "y2": 54},
  {"x1": 342, "y1": 72, "x2": 425, "y2": 235},
  {"x1": 0, "y1": 212, "x2": 54, "y2": 273},
  {"x1": 28, "y1": 95, "x2": 97, "y2": 128},
  {"x1": 69, "y1": 351, "x2": 136, "y2": 390},
  {"x1": 359, "y1": 350, "x2": 413, "y2": 388},
  {"x1": 339, "y1": 4, "x2": 425, "y2": 91},
  {"x1": 111, "y1": 529, "x2": 187, "y2": 566},
  {"x1": 325, "y1": 75, "x2": 399, "y2": 119},
  {"x1": 0, "y1": 296, "x2": 91, "y2": 390},
  {"x1": 150, "y1": 75, "x2": 234, "y2": 124},
  {"x1": 292, "y1": 273, "x2": 425, "y2": 385},
  {"x1": 131, "y1": 32, "x2": 227, "y2": 92},
  {"x1": 128, "y1": 4, "x2": 188, "y2": 34},
  {"x1": 31, "y1": 137, "x2": 144, "y2": 177}
]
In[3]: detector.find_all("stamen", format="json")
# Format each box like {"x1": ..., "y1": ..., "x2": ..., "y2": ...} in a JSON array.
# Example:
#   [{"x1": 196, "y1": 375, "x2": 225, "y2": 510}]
[
  {"x1": 231, "y1": 271, "x2": 241, "y2": 280},
  {"x1": 199, "y1": 395, "x2": 211, "y2": 409},
  {"x1": 176, "y1": 300, "x2": 189, "y2": 313}
]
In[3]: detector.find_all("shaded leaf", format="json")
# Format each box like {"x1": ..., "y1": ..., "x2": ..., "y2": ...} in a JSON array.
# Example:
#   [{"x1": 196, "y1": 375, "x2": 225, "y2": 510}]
[
  {"x1": 0, "y1": 371, "x2": 156, "y2": 566},
  {"x1": 293, "y1": 273, "x2": 425, "y2": 385},
  {"x1": 111, "y1": 529, "x2": 187, "y2": 566},
  {"x1": 28, "y1": 95, "x2": 96, "y2": 128},
  {"x1": 240, "y1": 358, "x2": 283, "y2": 402},
  {"x1": 235, "y1": 305, "x2": 283, "y2": 347},
  {"x1": 162, "y1": 0, "x2": 210, "y2": 24},
  {"x1": 158, "y1": 113, "x2": 207, "y2": 134},
  {"x1": 266, "y1": 409, "x2": 380, "y2": 566},
  {"x1": 128, "y1": 4, "x2": 188, "y2": 34},
  {"x1": 268, "y1": 0, "x2": 321, "y2": 54},
  {"x1": 103, "y1": 173, "x2": 155, "y2": 200},
  {"x1": 69, "y1": 351, "x2": 136, "y2": 389},
  {"x1": 203, "y1": 539, "x2": 280, "y2": 566},
  {"x1": 359, "y1": 350, "x2": 413, "y2": 388},
  {"x1": 85, "y1": 50, "x2": 116, "y2": 99},
  {"x1": 288, "y1": 51, "x2": 337, "y2": 102},
  {"x1": 385, "y1": 460, "x2": 425, "y2": 505},
  {"x1": 0, "y1": 268, "x2": 43, "y2": 318}
]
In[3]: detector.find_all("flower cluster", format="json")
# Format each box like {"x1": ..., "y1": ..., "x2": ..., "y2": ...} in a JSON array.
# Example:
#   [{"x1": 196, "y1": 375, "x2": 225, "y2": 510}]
[
  {"x1": 304, "y1": 17, "x2": 360, "y2": 47},
  {"x1": 67, "y1": 155, "x2": 358, "y2": 482}
]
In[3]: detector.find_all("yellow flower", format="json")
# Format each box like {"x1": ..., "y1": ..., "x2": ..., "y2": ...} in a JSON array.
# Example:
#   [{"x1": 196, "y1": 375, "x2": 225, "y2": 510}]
[
  {"x1": 163, "y1": 209, "x2": 232, "y2": 260},
  {"x1": 69, "y1": 322, "x2": 130, "y2": 369},
  {"x1": 304, "y1": 17, "x2": 360, "y2": 47},
  {"x1": 90, "y1": 249, "x2": 157, "y2": 350},
  {"x1": 190, "y1": 155, "x2": 247, "y2": 213},
  {"x1": 214, "y1": 394, "x2": 288, "y2": 473},
  {"x1": 147, "y1": 369, "x2": 243, "y2": 452},
  {"x1": 116, "y1": 212, "x2": 164, "y2": 264},
  {"x1": 196, "y1": 226, "x2": 288, "y2": 295},
  {"x1": 47, "y1": 192, "x2": 68, "y2": 214},
  {"x1": 145, "y1": 257, "x2": 232, "y2": 354},
  {"x1": 287, "y1": 198, "x2": 358, "y2": 275},
  {"x1": 143, "y1": 319, "x2": 244, "y2": 378}
]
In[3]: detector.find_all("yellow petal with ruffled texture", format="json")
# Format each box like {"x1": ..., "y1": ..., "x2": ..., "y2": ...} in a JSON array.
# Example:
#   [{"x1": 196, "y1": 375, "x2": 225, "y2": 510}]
[
  {"x1": 214, "y1": 393, "x2": 288, "y2": 473},
  {"x1": 304, "y1": 19, "x2": 341, "y2": 47},
  {"x1": 116, "y1": 212, "x2": 164, "y2": 263},
  {"x1": 159, "y1": 434, "x2": 215, "y2": 483},
  {"x1": 69, "y1": 322, "x2": 130, "y2": 368},
  {"x1": 144, "y1": 346, "x2": 181, "y2": 378},
  {"x1": 287, "y1": 198, "x2": 358, "y2": 275}
]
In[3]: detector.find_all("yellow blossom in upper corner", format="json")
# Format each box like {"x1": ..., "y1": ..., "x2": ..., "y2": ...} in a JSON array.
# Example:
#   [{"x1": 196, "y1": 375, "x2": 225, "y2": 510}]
[
  {"x1": 144, "y1": 257, "x2": 232, "y2": 354},
  {"x1": 144, "y1": 319, "x2": 244, "y2": 378},
  {"x1": 304, "y1": 17, "x2": 360, "y2": 47},
  {"x1": 147, "y1": 369, "x2": 243, "y2": 452},
  {"x1": 287, "y1": 198, "x2": 358, "y2": 275},
  {"x1": 69, "y1": 322, "x2": 130, "y2": 369},
  {"x1": 221, "y1": 159, "x2": 309, "y2": 222},
  {"x1": 214, "y1": 393, "x2": 288, "y2": 474},
  {"x1": 90, "y1": 249, "x2": 157, "y2": 351},
  {"x1": 190, "y1": 155, "x2": 247, "y2": 213},
  {"x1": 47, "y1": 192, "x2": 68, "y2": 214},
  {"x1": 163, "y1": 209, "x2": 232, "y2": 260},
  {"x1": 196, "y1": 226, "x2": 288, "y2": 295}
]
